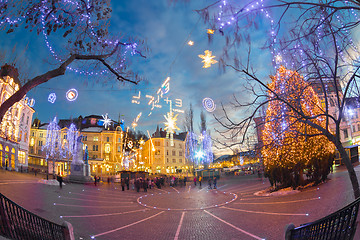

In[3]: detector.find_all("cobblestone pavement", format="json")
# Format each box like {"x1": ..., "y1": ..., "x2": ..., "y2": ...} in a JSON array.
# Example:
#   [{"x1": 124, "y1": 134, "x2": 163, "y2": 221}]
[{"x1": 1, "y1": 166, "x2": 360, "y2": 240}]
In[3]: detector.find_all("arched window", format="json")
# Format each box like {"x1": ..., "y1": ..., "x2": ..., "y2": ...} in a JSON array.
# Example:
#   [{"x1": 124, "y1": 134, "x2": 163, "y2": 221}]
[
  {"x1": 11, "y1": 148, "x2": 15, "y2": 154},
  {"x1": 5, "y1": 146, "x2": 9, "y2": 152}
]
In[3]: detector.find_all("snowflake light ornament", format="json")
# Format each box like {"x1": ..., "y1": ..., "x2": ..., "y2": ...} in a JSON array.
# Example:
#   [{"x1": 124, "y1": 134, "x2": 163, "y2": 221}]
[
  {"x1": 101, "y1": 113, "x2": 112, "y2": 129},
  {"x1": 198, "y1": 50, "x2": 218, "y2": 68}
]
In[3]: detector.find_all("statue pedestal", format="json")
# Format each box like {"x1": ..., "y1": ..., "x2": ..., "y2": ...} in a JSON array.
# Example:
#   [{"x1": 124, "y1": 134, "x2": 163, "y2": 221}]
[{"x1": 68, "y1": 163, "x2": 93, "y2": 183}]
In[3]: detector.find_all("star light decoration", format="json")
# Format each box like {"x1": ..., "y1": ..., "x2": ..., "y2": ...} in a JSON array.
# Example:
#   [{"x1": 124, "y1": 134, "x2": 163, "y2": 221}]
[
  {"x1": 198, "y1": 50, "x2": 218, "y2": 68},
  {"x1": 164, "y1": 111, "x2": 180, "y2": 147},
  {"x1": 101, "y1": 113, "x2": 112, "y2": 129},
  {"x1": 187, "y1": 40, "x2": 194, "y2": 46}
]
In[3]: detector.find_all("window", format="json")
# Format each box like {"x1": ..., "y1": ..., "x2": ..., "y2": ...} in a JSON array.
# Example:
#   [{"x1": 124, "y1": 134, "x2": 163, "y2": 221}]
[
  {"x1": 83, "y1": 136, "x2": 87, "y2": 141},
  {"x1": 353, "y1": 125, "x2": 356, "y2": 133},
  {"x1": 166, "y1": 142, "x2": 169, "y2": 147},
  {"x1": 24, "y1": 133, "x2": 27, "y2": 142},
  {"x1": 358, "y1": 124, "x2": 360, "y2": 132},
  {"x1": 155, "y1": 141, "x2": 160, "y2": 146},
  {"x1": 167, "y1": 158, "x2": 169, "y2": 163},
  {"x1": 343, "y1": 129, "x2": 349, "y2": 139},
  {"x1": 166, "y1": 150, "x2": 169, "y2": 156},
  {"x1": 105, "y1": 143, "x2": 111, "y2": 153},
  {"x1": 93, "y1": 145, "x2": 99, "y2": 151},
  {"x1": 118, "y1": 146, "x2": 121, "y2": 152},
  {"x1": 94, "y1": 136, "x2": 99, "y2": 141},
  {"x1": 155, "y1": 150, "x2": 161, "y2": 155},
  {"x1": 40, "y1": 133, "x2": 43, "y2": 138},
  {"x1": 172, "y1": 150, "x2": 176, "y2": 156},
  {"x1": 26, "y1": 116, "x2": 29, "y2": 124},
  {"x1": 118, "y1": 137, "x2": 121, "y2": 142},
  {"x1": 64, "y1": 134, "x2": 67, "y2": 139},
  {"x1": 179, "y1": 159, "x2": 182, "y2": 163},
  {"x1": 31, "y1": 131, "x2": 35, "y2": 137},
  {"x1": 107, "y1": 137, "x2": 110, "y2": 142},
  {"x1": 38, "y1": 141, "x2": 43, "y2": 146},
  {"x1": 179, "y1": 151, "x2": 182, "y2": 156},
  {"x1": 18, "y1": 151, "x2": 26, "y2": 164},
  {"x1": 172, "y1": 159, "x2": 176, "y2": 163},
  {"x1": 19, "y1": 131, "x2": 22, "y2": 141}
]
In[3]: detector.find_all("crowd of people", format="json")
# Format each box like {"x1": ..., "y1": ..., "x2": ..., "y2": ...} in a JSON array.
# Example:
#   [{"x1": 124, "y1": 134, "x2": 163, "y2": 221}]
[{"x1": 92, "y1": 174, "x2": 219, "y2": 192}]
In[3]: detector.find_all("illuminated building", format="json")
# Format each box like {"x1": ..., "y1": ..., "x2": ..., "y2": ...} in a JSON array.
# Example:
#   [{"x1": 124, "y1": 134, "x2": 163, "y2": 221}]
[
  {"x1": 0, "y1": 64, "x2": 34, "y2": 171},
  {"x1": 28, "y1": 115, "x2": 125, "y2": 176},
  {"x1": 140, "y1": 126, "x2": 191, "y2": 174}
]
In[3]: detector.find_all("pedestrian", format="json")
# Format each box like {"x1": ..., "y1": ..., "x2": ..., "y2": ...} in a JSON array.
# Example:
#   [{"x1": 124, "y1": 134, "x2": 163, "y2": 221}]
[
  {"x1": 213, "y1": 177, "x2": 217, "y2": 189},
  {"x1": 135, "y1": 178, "x2": 141, "y2": 192},
  {"x1": 143, "y1": 179, "x2": 148, "y2": 192},
  {"x1": 125, "y1": 177, "x2": 130, "y2": 190},
  {"x1": 34, "y1": 169, "x2": 37, "y2": 176},
  {"x1": 208, "y1": 178, "x2": 212, "y2": 189},
  {"x1": 57, "y1": 175, "x2": 63, "y2": 188},
  {"x1": 184, "y1": 177, "x2": 187, "y2": 187},
  {"x1": 130, "y1": 178, "x2": 135, "y2": 190},
  {"x1": 94, "y1": 175, "x2": 97, "y2": 186},
  {"x1": 198, "y1": 176, "x2": 202, "y2": 188},
  {"x1": 121, "y1": 178, "x2": 125, "y2": 191},
  {"x1": 194, "y1": 176, "x2": 197, "y2": 186}
]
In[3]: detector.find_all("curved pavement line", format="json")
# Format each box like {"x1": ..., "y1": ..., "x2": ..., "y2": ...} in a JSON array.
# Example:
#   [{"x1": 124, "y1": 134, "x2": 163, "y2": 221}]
[
  {"x1": 171, "y1": 186, "x2": 180, "y2": 193},
  {"x1": 174, "y1": 212, "x2": 185, "y2": 240},
  {"x1": 224, "y1": 182, "x2": 266, "y2": 193},
  {"x1": 61, "y1": 209, "x2": 148, "y2": 218},
  {"x1": 54, "y1": 203, "x2": 135, "y2": 208},
  {"x1": 68, "y1": 192, "x2": 136, "y2": 200},
  {"x1": 91, "y1": 211, "x2": 165, "y2": 238},
  {"x1": 78, "y1": 189, "x2": 136, "y2": 198},
  {"x1": 204, "y1": 210, "x2": 265, "y2": 240},
  {"x1": 221, "y1": 206, "x2": 309, "y2": 216},
  {"x1": 152, "y1": 187, "x2": 170, "y2": 193},
  {"x1": 236, "y1": 197, "x2": 272, "y2": 201},
  {"x1": 233, "y1": 197, "x2": 320, "y2": 205},
  {"x1": 58, "y1": 196, "x2": 133, "y2": 204},
  {"x1": 136, "y1": 192, "x2": 238, "y2": 211}
]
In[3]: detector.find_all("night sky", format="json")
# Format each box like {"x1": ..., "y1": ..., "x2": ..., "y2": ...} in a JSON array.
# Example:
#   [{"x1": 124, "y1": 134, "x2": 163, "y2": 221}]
[{"x1": 0, "y1": 0, "x2": 275, "y2": 156}]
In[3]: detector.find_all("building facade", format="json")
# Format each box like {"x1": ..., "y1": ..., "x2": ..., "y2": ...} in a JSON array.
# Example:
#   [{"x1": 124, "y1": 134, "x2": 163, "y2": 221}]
[
  {"x1": 140, "y1": 127, "x2": 191, "y2": 174},
  {"x1": 0, "y1": 64, "x2": 34, "y2": 171},
  {"x1": 28, "y1": 115, "x2": 126, "y2": 176}
]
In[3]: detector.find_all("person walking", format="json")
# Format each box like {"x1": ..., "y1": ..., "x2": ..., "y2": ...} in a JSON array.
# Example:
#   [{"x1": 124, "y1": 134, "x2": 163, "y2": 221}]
[
  {"x1": 94, "y1": 175, "x2": 97, "y2": 186},
  {"x1": 213, "y1": 177, "x2": 217, "y2": 189},
  {"x1": 58, "y1": 175, "x2": 63, "y2": 188},
  {"x1": 121, "y1": 178, "x2": 126, "y2": 191},
  {"x1": 143, "y1": 179, "x2": 148, "y2": 192},
  {"x1": 198, "y1": 176, "x2": 202, "y2": 188},
  {"x1": 208, "y1": 178, "x2": 212, "y2": 189},
  {"x1": 125, "y1": 177, "x2": 130, "y2": 190},
  {"x1": 193, "y1": 176, "x2": 197, "y2": 186}
]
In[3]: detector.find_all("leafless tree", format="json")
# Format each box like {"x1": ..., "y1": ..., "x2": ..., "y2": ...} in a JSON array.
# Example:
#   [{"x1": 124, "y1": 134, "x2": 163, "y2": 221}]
[
  {"x1": 0, "y1": 0, "x2": 147, "y2": 122},
  {"x1": 193, "y1": 0, "x2": 360, "y2": 198}
]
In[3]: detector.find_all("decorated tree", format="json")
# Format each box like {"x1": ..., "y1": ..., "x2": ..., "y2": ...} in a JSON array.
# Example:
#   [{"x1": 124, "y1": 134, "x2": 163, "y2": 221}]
[{"x1": 261, "y1": 66, "x2": 335, "y2": 188}]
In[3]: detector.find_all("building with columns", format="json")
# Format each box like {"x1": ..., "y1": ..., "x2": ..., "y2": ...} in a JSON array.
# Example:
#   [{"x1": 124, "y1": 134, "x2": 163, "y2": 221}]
[{"x1": 0, "y1": 64, "x2": 34, "y2": 171}]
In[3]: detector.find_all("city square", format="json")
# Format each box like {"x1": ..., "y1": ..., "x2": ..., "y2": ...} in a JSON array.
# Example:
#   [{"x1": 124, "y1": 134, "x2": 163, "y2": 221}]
[{"x1": 1, "y1": 165, "x2": 360, "y2": 240}]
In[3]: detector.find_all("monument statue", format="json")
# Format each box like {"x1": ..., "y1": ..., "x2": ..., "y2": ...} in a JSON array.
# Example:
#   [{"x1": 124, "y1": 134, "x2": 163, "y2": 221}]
[{"x1": 68, "y1": 135, "x2": 91, "y2": 183}]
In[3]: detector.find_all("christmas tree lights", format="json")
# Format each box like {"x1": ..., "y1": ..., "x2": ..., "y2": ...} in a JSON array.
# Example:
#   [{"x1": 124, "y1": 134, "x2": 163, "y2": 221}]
[
  {"x1": 261, "y1": 66, "x2": 335, "y2": 187},
  {"x1": 43, "y1": 117, "x2": 62, "y2": 160}
]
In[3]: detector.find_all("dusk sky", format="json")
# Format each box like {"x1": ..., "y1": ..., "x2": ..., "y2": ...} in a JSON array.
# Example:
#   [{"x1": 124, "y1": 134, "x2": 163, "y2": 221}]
[{"x1": 0, "y1": 0, "x2": 275, "y2": 157}]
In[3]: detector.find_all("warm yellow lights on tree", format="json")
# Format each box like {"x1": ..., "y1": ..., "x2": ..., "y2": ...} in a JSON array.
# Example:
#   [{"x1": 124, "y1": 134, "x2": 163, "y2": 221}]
[
  {"x1": 198, "y1": 50, "x2": 218, "y2": 68},
  {"x1": 207, "y1": 29, "x2": 215, "y2": 34},
  {"x1": 261, "y1": 66, "x2": 335, "y2": 188}
]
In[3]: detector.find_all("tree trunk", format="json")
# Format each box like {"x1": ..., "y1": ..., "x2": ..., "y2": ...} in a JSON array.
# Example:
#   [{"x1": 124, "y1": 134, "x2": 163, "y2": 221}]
[{"x1": 337, "y1": 143, "x2": 360, "y2": 199}]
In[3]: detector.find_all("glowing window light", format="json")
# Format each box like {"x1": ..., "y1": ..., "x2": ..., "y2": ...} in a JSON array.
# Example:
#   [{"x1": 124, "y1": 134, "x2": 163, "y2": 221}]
[{"x1": 66, "y1": 88, "x2": 78, "y2": 101}]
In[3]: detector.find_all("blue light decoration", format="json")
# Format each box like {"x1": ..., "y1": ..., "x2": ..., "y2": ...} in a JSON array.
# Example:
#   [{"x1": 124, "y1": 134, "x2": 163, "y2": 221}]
[
  {"x1": 24, "y1": 97, "x2": 36, "y2": 108},
  {"x1": 66, "y1": 123, "x2": 79, "y2": 159},
  {"x1": 42, "y1": 117, "x2": 62, "y2": 160},
  {"x1": 185, "y1": 131, "x2": 197, "y2": 165},
  {"x1": 202, "y1": 97, "x2": 216, "y2": 112},
  {"x1": 120, "y1": 119, "x2": 125, "y2": 131},
  {"x1": 199, "y1": 131, "x2": 214, "y2": 164},
  {"x1": 48, "y1": 93, "x2": 56, "y2": 103},
  {"x1": 66, "y1": 88, "x2": 78, "y2": 101}
]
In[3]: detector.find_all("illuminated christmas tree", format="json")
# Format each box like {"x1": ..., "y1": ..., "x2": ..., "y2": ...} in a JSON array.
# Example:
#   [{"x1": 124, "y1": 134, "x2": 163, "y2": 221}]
[{"x1": 261, "y1": 66, "x2": 335, "y2": 188}]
